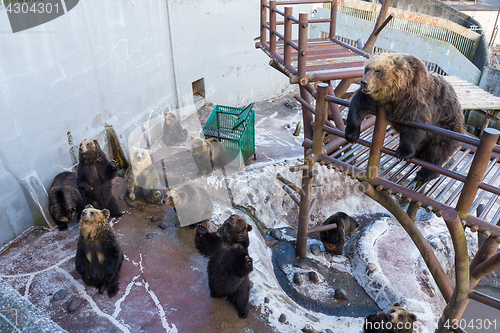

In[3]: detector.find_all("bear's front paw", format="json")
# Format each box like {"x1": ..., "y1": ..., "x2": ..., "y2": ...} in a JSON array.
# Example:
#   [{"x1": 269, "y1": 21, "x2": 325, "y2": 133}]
[
  {"x1": 344, "y1": 127, "x2": 360, "y2": 143},
  {"x1": 395, "y1": 144, "x2": 416, "y2": 161},
  {"x1": 110, "y1": 160, "x2": 119, "y2": 170},
  {"x1": 245, "y1": 255, "x2": 253, "y2": 268},
  {"x1": 128, "y1": 193, "x2": 136, "y2": 201}
]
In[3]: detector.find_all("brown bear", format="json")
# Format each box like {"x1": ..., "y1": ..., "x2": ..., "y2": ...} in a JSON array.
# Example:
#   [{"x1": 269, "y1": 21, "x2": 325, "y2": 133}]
[
  {"x1": 76, "y1": 139, "x2": 121, "y2": 217},
  {"x1": 165, "y1": 184, "x2": 213, "y2": 227},
  {"x1": 195, "y1": 214, "x2": 253, "y2": 318},
  {"x1": 320, "y1": 212, "x2": 360, "y2": 255},
  {"x1": 48, "y1": 171, "x2": 83, "y2": 230},
  {"x1": 345, "y1": 53, "x2": 465, "y2": 182},
  {"x1": 163, "y1": 112, "x2": 188, "y2": 146},
  {"x1": 75, "y1": 205, "x2": 124, "y2": 297},
  {"x1": 188, "y1": 137, "x2": 227, "y2": 175},
  {"x1": 125, "y1": 147, "x2": 165, "y2": 209},
  {"x1": 387, "y1": 302, "x2": 417, "y2": 333},
  {"x1": 364, "y1": 311, "x2": 393, "y2": 333}
]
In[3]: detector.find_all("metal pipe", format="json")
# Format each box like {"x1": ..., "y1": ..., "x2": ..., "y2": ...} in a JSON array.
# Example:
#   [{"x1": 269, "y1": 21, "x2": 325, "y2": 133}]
[
  {"x1": 373, "y1": 13, "x2": 395, "y2": 36},
  {"x1": 260, "y1": 0, "x2": 267, "y2": 47},
  {"x1": 456, "y1": 128, "x2": 500, "y2": 216},
  {"x1": 326, "y1": 85, "x2": 345, "y2": 131},
  {"x1": 284, "y1": 7, "x2": 293, "y2": 67},
  {"x1": 298, "y1": 12, "x2": 308, "y2": 86},
  {"x1": 469, "y1": 290, "x2": 500, "y2": 311},
  {"x1": 290, "y1": 69, "x2": 364, "y2": 84},
  {"x1": 296, "y1": 168, "x2": 312, "y2": 257},
  {"x1": 270, "y1": 0, "x2": 277, "y2": 53},
  {"x1": 312, "y1": 83, "x2": 329, "y2": 161},
  {"x1": 308, "y1": 223, "x2": 337, "y2": 235},
  {"x1": 283, "y1": 184, "x2": 300, "y2": 206},
  {"x1": 330, "y1": 38, "x2": 370, "y2": 58},
  {"x1": 330, "y1": 0, "x2": 337, "y2": 38},
  {"x1": 277, "y1": 173, "x2": 303, "y2": 195},
  {"x1": 367, "y1": 107, "x2": 388, "y2": 180}
]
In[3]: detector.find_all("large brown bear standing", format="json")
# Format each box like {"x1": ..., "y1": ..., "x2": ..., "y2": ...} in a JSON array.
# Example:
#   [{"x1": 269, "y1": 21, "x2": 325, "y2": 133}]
[
  {"x1": 75, "y1": 205, "x2": 124, "y2": 297},
  {"x1": 48, "y1": 171, "x2": 83, "y2": 230},
  {"x1": 76, "y1": 139, "x2": 121, "y2": 217},
  {"x1": 195, "y1": 214, "x2": 253, "y2": 318},
  {"x1": 345, "y1": 53, "x2": 465, "y2": 182}
]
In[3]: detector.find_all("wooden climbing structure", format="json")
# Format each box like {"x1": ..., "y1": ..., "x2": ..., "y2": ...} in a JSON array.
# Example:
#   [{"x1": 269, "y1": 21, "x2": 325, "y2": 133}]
[{"x1": 257, "y1": 0, "x2": 500, "y2": 331}]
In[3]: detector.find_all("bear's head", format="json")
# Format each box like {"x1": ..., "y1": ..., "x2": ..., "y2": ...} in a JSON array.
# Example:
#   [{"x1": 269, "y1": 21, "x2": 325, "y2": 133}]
[
  {"x1": 165, "y1": 113, "x2": 178, "y2": 125},
  {"x1": 130, "y1": 147, "x2": 152, "y2": 173},
  {"x1": 364, "y1": 311, "x2": 393, "y2": 333},
  {"x1": 79, "y1": 139, "x2": 104, "y2": 163},
  {"x1": 387, "y1": 302, "x2": 417, "y2": 333},
  {"x1": 188, "y1": 137, "x2": 208, "y2": 157},
  {"x1": 165, "y1": 184, "x2": 196, "y2": 210},
  {"x1": 79, "y1": 204, "x2": 111, "y2": 240},
  {"x1": 218, "y1": 214, "x2": 252, "y2": 247},
  {"x1": 361, "y1": 53, "x2": 425, "y2": 105}
]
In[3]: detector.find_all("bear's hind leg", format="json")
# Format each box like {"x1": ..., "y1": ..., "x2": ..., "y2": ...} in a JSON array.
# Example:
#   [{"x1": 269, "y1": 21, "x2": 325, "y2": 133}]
[
  {"x1": 227, "y1": 282, "x2": 250, "y2": 319},
  {"x1": 395, "y1": 126, "x2": 426, "y2": 161},
  {"x1": 415, "y1": 135, "x2": 459, "y2": 182}
]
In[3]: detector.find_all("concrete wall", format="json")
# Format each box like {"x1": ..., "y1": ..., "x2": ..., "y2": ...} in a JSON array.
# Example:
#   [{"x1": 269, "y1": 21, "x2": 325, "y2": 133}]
[
  {"x1": 479, "y1": 66, "x2": 500, "y2": 97},
  {"x1": 463, "y1": 10, "x2": 500, "y2": 47},
  {"x1": 0, "y1": 0, "x2": 289, "y2": 248}
]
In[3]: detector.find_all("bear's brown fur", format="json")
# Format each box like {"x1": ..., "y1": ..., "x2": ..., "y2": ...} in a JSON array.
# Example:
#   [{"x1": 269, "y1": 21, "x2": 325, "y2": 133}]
[
  {"x1": 387, "y1": 302, "x2": 417, "y2": 333},
  {"x1": 163, "y1": 113, "x2": 188, "y2": 146},
  {"x1": 320, "y1": 212, "x2": 360, "y2": 255},
  {"x1": 48, "y1": 171, "x2": 83, "y2": 230},
  {"x1": 188, "y1": 137, "x2": 227, "y2": 175},
  {"x1": 76, "y1": 139, "x2": 121, "y2": 217},
  {"x1": 195, "y1": 214, "x2": 253, "y2": 318},
  {"x1": 345, "y1": 53, "x2": 465, "y2": 182},
  {"x1": 165, "y1": 184, "x2": 213, "y2": 227},
  {"x1": 75, "y1": 205, "x2": 124, "y2": 297},
  {"x1": 363, "y1": 311, "x2": 393, "y2": 333}
]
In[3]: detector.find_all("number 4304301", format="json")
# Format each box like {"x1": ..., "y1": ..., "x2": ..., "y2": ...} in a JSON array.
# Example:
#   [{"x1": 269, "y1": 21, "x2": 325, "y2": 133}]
[
  {"x1": 6, "y1": 2, "x2": 60, "y2": 14},
  {"x1": 445, "y1": 318, "x2": 497, "y2": 330}
]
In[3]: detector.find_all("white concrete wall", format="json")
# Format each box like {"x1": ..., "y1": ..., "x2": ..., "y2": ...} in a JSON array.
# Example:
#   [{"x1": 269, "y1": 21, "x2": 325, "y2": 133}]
[
  {"x1": 0, "y1": 0, "x2": 289, "y2": 248},
  {"x1": 463, "y1": 10, "x2": 500, "y2": 47}
]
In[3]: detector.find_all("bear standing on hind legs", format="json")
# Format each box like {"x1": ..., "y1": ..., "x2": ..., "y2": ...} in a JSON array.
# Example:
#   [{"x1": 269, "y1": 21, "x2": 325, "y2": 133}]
[
  {"x1": 195, "y1": 214, "x2": 253, "y2": 318},
  {"x1": 75, "y1": 205, "x2": 124, "y2": 297},
  {"x1": 76, "y1": 139, "x2": 121, "y2": 217},
  {"x1": 345, "y1": 53, "x2": 465, "y2": 182}
]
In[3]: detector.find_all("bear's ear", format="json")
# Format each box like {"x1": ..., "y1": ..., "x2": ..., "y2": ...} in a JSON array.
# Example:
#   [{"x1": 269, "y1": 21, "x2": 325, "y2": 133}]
[
  {"x1": 102, "y1": 209, "x2": 110, "y2": 220},
  {"x1": 247, "y1": 224, "x2": 253, "y2": 232},
  {"x1": 85, "y1": 204, "x2": 94, "y2": 209},
  {"x1": 410, "y1": 313, "x2": 417, "y2": 321},
  {"x1": 93, "y1": 139, "x2": 98, "y2": 144},
  {"x1": 393, "y1": 57, "x2": 406, "y2": 70},
  {"x1": 393, "y1": 302, "x2": 401, "y2": 307}
]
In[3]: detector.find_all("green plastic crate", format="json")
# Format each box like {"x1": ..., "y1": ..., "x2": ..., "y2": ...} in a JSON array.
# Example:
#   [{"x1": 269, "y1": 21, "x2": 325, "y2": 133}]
[{"x1": 202, "y1": 103, "x2": 255, "y2": 166}]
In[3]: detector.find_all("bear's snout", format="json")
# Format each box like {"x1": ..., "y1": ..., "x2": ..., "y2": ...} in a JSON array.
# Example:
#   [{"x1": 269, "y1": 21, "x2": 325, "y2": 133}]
[
  {"x1": 81, "y1": 210, "x2": 87, "y2": 219},
  {"x1": 360, "y1": 79, "x2": 368, "y2": 87}
]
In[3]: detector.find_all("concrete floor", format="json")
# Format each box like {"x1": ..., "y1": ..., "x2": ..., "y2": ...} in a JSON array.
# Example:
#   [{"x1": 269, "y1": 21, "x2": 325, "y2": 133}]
[{"x1": 0, "y1": 89, "x2": 307, "y2": 333}]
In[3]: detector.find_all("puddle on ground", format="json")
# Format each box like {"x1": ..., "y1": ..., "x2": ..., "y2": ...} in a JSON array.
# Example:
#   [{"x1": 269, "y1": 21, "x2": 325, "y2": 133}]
[{"x1": 461, "y1": 285, "x2": 500, "y2": 333}]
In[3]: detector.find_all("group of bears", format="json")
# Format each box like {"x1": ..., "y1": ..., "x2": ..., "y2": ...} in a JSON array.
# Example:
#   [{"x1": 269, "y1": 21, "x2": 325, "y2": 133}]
[
  {"x1": 45, "y1": 52, "x2": 464, "y2": 328},
  {"x1": 47, "y1": 127, "x2": 246, "y2": 315}
]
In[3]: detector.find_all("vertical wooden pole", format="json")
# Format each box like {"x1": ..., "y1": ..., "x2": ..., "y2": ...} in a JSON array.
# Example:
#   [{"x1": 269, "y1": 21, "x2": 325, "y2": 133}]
[
  {"x1": 367, "y1": 107, "x2": 387, "y2": 180},
  {"x1": 298, "y1": 12, "x2": 308, "y2": 86},
  {"x1": 330, "y1": 0, "x2": 337, "y2": 39},
  {"x1": 270, "y1": 0, "x2": 277, "y2": 53},
  {"x1": 284, "y1": 7, "x2": 292, "y2": 67}
]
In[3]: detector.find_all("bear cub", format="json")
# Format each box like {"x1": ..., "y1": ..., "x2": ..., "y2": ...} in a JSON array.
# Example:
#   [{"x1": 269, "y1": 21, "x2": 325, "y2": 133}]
[
  {"x1": 195, "y1": 214, "x2": 253, "y2": 318},
  {"x1": 48, "y1": 171, "x2": 83, "y2": 230},
  {"x1": 125, "y1": 147, "x2": 165, "y2": 209},
  {"x1": 189, "y1": 137, "x2": 228, "y2": 175},
  {"x1": 345, "y1": 53, "x2": 465, "y2": 182},
  {"x1": 163, "y1": 112, "x2": 188, "y2": 146},
  {"x1": 320, "y1": 212, "x2": 360, "y2": 255},
  {"x1": 165, "y1": 184, "x2": 213, "y2": 227},
  {"x1": 76, "y1": 139, "x2": 121, "y2": 217},
  {"x1": 75, "y1": 205, "x2": 124, "y2": 297}
]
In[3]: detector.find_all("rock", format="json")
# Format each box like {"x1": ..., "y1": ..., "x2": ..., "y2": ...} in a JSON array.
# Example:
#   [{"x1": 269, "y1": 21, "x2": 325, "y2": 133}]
[
  {"x1": 310, "y1": 244, "x2": 321, "y2": 256},
  {"x1": 158, "y1": 223, "x2": 167, "y2": 230},
  {"x1": 146, "y1": 233, "x2": 157, "y2": 239},
  {"x1": 119, "y1": 194, "x2": 125, "y2": 200},
  {"x1": 366, "y1": 263, "x2": 378, "y2": 275},
  {"x1": 334, "y1": 288, "x2": 348, "y2": 300},
  {"x1": 305, "y1": 313, "x2": 319, "y2": 322},
  {"x1": 270, "y1": 229, "x2": 282, "y2": 240},
  {"x1": 174, "y1": 222, "x2": 181, "y2": 228},
  {"x1": 308, "y1": 271, "x2": 319, "y2": 283},
  {"x1": 264, "y1": 297, "x2": 270, "y2": 304},
  {"x1": 264, "y1": 233, "x2": 279, "y2": 247},
  {"x1": 150, "y1": 216, "x2": 158, "y2": 223},
  {"x1": 325, "y1": 329, "x2": 334, "y2": 333},
  {"x1": 293, "y1": 272, "x2": 302, "y2": 284},
  {"x1": 302, "y1": 323, "x2": 316, "y2": 332},
  {"x1": 278, "y1": 313, "x2": 287, "y2": 323},
  {"x1": 52, "y1": 289, "x2": 68, "y2": 301},
  {"x1": 67, "y1": 298, "x2": 82, "y2": 313}
]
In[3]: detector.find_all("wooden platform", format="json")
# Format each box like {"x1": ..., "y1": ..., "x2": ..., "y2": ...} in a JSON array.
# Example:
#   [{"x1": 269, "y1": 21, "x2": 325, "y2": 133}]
[{"x1": 445, "y1": 76, "x2": 500, "y2": 112}]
